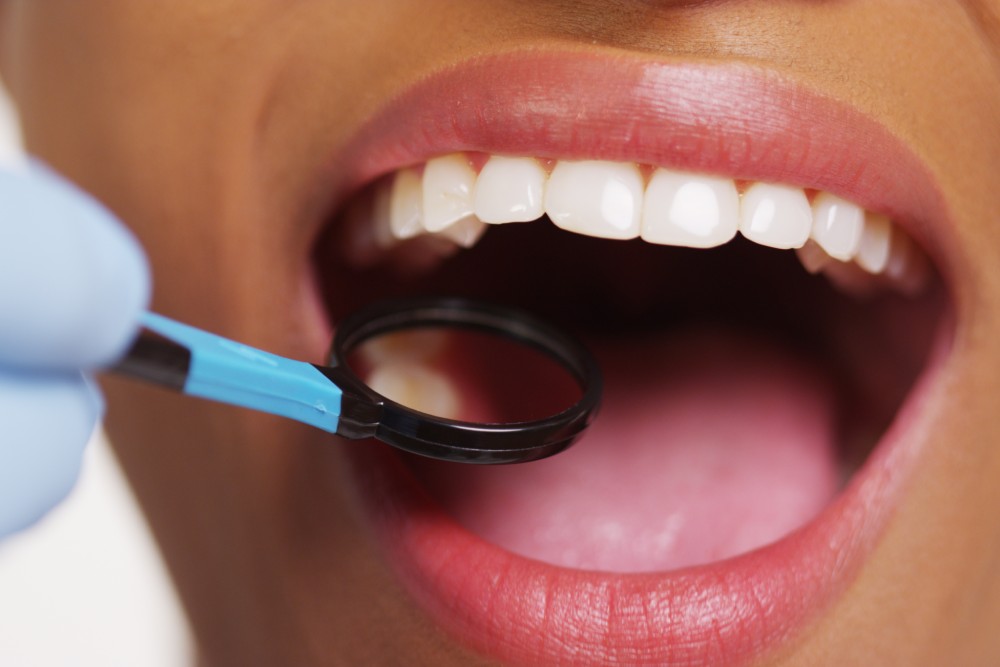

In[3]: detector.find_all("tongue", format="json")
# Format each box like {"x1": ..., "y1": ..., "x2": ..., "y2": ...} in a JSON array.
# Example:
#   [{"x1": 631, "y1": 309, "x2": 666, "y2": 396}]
[{"x1": 403, "y1": 328, "x2": 841, "y2": 573}]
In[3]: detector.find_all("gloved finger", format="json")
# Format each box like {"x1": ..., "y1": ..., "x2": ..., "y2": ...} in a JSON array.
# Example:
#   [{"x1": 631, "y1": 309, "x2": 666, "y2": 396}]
[
  {"x1": 0, "y1": 161, "x2": 150, "y2": 369},
  {"x1": 0, "y1": 369, "x2": 99, "y2": 537}
]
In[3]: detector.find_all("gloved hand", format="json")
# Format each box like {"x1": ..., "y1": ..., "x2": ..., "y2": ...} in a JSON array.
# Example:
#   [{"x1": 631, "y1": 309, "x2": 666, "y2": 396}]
[{"x1": 0, "y1": 161, "x2": 149, "y2": 537}]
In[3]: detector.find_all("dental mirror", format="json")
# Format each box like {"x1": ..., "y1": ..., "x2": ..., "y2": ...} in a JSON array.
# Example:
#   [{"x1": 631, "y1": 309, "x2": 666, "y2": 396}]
[{"x1": 112, "y1": 297, "x2": 602, "y2": 464}]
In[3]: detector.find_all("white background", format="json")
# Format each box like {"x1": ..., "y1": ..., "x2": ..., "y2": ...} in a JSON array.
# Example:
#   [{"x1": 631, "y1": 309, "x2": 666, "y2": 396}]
[{"x1": 0, "y1": 86, "x2": 192, "y2": 665}]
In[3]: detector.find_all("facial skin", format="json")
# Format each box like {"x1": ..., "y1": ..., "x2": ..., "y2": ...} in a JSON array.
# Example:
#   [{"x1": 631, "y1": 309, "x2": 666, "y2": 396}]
[{"x1": 2, "y1": 1, "x2": 1000, "y2": 665}]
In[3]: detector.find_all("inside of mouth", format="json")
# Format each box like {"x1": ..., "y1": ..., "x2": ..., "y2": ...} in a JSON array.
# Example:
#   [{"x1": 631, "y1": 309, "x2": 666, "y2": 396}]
[
  {"x1": 314, "y1": 194, "x2": 947, "y2": 574},
  {"x1": 347, "y1": 324, "x2": 585, "y2": 425}
]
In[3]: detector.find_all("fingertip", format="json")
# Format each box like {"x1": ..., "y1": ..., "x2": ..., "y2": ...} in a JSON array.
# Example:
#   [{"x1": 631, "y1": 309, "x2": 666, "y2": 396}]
[
  {"x1": 0, "y1": 162, "x2": 152, "y2": 368},
  {"x1": 79, "y1": 199, "x2": 152, "y2": 366}
]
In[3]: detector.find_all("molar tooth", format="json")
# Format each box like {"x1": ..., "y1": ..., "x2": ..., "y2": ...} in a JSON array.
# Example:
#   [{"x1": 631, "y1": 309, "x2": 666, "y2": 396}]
[
  {"x1": 545, "y1": 160, "x2": 643, "y2": 240},
  {"x1": 811, "y1": 193, "x2": 864, "y2": 261},
  {"x1": 422, "y1": 154, "x2": 477, "y2": 233},
  {"x1": 389, "y1": 168, "x2": 424, "y2": 240},
  {"x1": 883, "y1": 230, "x2": 930, "y2": 295},
  {"x1": 366, "y1": 362, "x2": 460, "y2": 419},
  {"x1": 855, "y1": 213, "x2": 892, "y2": 274},
  {"x1": 640, "y1": 170, "x2": 739, "y2": 248},
  {"x1": 739, "y1": 183, "x2": 812, "y2": 250},
  {"x1": 339, "y1": 180, "x2": 396, "y2": 268},
  {"x1": 474, "y1": 156, "x2": 547, "y2": 223}
]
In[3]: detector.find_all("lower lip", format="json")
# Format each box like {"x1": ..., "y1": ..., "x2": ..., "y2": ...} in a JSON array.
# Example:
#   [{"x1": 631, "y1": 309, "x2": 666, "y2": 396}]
[{"x1": 341, "y1": 319, "x2": 952, "y2": 666}]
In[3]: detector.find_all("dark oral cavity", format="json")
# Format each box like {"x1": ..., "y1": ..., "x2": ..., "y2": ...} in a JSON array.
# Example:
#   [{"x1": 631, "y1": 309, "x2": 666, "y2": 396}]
[{"x1": 314, "y1": 209, "x2": 946, "y2": 574}]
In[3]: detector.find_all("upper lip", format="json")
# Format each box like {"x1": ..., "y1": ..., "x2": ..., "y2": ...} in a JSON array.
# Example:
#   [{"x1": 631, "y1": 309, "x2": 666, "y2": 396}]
[
  {"x1": 319, "y1": 49, "x2": 957, "y2": 666},
  {"x1": 318, "y1": 49, "x2": 956, "y2": 285}
]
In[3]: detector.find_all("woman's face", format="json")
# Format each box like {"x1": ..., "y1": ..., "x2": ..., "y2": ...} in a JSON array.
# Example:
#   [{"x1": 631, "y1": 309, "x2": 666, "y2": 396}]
[{"x1": 4, "y1": 2, "x2": 1000, "y2": 664}]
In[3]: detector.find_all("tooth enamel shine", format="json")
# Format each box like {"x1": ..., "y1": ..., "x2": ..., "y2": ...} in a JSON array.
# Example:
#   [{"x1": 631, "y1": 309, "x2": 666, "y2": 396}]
[
  {"x1": 389, "y1": 168, "x2": 424, "y2": 240},
  {"x1": 366, "y1": 362, "x2": 461, "y2": 419},
  {"x1": 436, "y1": 216, "x2": 488, "y2": 248},
  {"x1": 856, "y1": 213, "x2": 892, "y2": 274},
  {"x1": 372, "y1": 152, "x2": 919, "y2": 298},
  {"x1": 422, "y1": 154, "x2": 477, "y2": 233},
  {"x1": 641, "y1": 170, "x2": 739, "y2": 248},
  {"x1": 811, "y1": 193, "x2": 864, "y2": 261},
  {"x1": 545, "y1": 160, "x2": 643, "y2": 240},
  {"x1": 739, "y1": 183, "x2": 812, "y2": 250},
  {"x1": 474, "y1": 156, "x2": 547, "y2": 223}
]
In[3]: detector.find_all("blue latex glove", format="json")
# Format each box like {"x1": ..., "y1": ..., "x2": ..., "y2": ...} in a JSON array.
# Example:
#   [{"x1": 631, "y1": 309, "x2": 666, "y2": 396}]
[{"x1": 0, "y1": 162, "x2": 149, "y2": 537}]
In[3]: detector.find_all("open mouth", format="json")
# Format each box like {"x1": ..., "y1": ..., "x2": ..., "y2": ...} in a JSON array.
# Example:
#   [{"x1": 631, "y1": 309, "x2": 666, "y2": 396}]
[
  {"x1": 319, "y1": 151, "x2": 943, "y2": 572},
  {"x1": 306, "y1": 52, "x2": 955, "y2": 665}
]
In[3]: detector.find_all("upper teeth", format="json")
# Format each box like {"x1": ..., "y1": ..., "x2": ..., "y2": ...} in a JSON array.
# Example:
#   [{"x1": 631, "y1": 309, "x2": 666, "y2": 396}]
[
  {"x1": 546, "y1": 160, "x2": 645, "y2": 240},
  {"x1": 474, "y1": 156, "x2": 547, "y2": 223},
  {"x1": 354, "y1": 152, "x2": 929, "y2": 294}
]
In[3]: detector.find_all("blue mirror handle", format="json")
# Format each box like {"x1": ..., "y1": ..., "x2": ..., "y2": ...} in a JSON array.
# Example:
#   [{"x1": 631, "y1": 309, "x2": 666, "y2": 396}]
[{"x1": 114, "y1": 312, "x2": 344, "y2": 434}]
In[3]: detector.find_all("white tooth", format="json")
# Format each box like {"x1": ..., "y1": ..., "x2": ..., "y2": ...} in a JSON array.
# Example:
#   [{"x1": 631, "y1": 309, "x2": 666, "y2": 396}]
[
  {"x1": 640, "y1": 170, "x2": 739, "y2": 248},
  {"x1": 422, "y1": 154, "x2": 477, "y2": 233},
  {"x1": 360, "y1": 329, "x2": 448, "y2": 367},
  {"x1": 811, "y1": 192, "x2": 864, "y2": 261},
  {"x1": 389, "y1": 168, "x2": 424, "y2": 240},
  {"x1": 545, "y1": 160, "x2": 643, "y2": 240},
  {"x1": 366, "y1": 362, "x2": 461, "y2": 419},
  {"x1": 372, "y1": 180, "x2": 396, "y2": 248},
  {"x1": 436, "y1": 215, "x2": 488, "y2": 248},
  {"x1": 855, "y1": 213, "x2": 892, "y2": 274},
  {"x1": 795, "y1": 240, "x2": 833, "y2": 275},
  {"x1": 474, "y1": 156, "x2": 547, "y2": 223},
  {"x1": 739, "y1": 183, "x2": 812, "y2": 249}
]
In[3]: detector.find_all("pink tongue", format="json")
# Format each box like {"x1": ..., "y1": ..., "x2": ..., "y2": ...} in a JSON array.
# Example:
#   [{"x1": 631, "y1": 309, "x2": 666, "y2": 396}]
[{"x1": 406, "y1": 329, "x2": 841, "y2": 572}]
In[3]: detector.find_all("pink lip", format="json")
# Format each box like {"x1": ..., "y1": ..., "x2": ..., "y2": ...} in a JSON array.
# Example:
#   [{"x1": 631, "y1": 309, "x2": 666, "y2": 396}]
[
  {"x1": 326, "y1": 50, "x2": 954, "y2": 276},
  {"x1": 326, "y1": 51, "x2": 956, "y2": 666}
]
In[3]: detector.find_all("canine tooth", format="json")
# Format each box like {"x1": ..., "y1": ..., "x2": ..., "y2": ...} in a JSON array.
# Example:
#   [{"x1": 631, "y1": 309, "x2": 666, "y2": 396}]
[
  {"x1": 641, "y1": 170, "x2": 739, "y2": 248},
  {"x1": 811, "y1": 193, "x2": 864, "y2": 261},
  {"x1": 545, "y1": 160, "x2": 643, "y2": 240},
  {"x1": 422, "y1": 154, "x2": 477, "y2": 233},
  {"x1": 855, "y1": 213, "x2": 892, "y2": 274},
  {"x1": 436, "y1": 216, "x2": 488, "y2": 248},
  {"x1": 739, "y1": 183, "x2": 812, "y2": 250},
  {"x1": 366, "y1": 362, "x2": 460, "y2": 419},
  {"x1": 389, "y1": 168, "x2": 424, "y2": 240},
  {"x1": 474, "y1": 156, "x2": 547, "y2": 223}
]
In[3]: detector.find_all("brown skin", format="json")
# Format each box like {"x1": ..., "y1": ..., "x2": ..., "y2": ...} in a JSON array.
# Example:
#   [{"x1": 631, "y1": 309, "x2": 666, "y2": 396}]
[{"x1": 2, "y1": 1, "x2": 1000, "y2": 664}]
